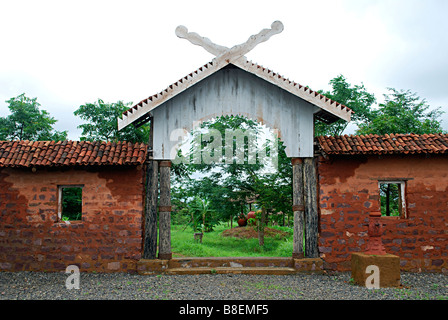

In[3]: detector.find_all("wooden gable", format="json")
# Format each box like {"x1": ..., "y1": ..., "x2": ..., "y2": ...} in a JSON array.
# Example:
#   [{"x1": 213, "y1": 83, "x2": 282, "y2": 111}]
[{"x1": 118, "y1": 22, "x2": 353, "y2": 159}]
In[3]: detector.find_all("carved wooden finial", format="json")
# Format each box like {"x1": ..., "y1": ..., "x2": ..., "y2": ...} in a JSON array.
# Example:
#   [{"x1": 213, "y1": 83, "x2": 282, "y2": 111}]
[
  {"x1": 175, "y1": 21, "x2": 284, "y2": 63},
  {"x1": 175, "y1": 25, "x2": 229, "y2": 56}
]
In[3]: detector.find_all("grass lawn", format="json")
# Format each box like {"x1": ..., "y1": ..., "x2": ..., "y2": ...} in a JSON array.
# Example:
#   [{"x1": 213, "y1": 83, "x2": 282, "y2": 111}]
[{"x1": 171, "y1": 223, "x2": 294, "y2": 257}]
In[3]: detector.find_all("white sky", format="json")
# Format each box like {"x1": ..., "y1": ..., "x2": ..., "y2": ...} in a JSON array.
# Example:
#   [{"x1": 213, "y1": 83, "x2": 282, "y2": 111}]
[{"x1": 1, "y1": 0, "x2": 447, "y2": 140}]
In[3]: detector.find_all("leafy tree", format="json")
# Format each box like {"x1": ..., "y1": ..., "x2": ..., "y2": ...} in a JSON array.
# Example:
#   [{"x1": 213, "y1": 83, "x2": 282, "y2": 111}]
[
  {"x1": 0, "y1": 93, "x2": 67, "y2": 141},
  {"x1": 74, "y1": 99, "x2": 150, "y2": 142},
  {"x1": 187, "y1": 196, "x2": 218, "y2": 233},
  {"x1": 171, "y1": 127, "x2": 253, "y2": 231},
  {"x1": 230, "y1": 138, "x2": 292, "y2": 246},
  {"x1": 171, "y1": 115, "x2": 293, "y2": 246},
  {"x1": 357, "y1": 88, "x2": 445, "y2": 135},
  {"x1": 191, "y1": 176, "x2": 246, "y2": 224},
  {"x1": 315, "y1": 75, "x2": 376, "y2": 136},
  {"x1": 172, "y1": 114, "x2": 264, "y2": 225}
]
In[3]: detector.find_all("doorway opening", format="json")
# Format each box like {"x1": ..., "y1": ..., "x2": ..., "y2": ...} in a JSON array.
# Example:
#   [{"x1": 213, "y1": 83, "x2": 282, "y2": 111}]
[{"x1": 169, "y1": 115, "x2": 295, "y2": 258}]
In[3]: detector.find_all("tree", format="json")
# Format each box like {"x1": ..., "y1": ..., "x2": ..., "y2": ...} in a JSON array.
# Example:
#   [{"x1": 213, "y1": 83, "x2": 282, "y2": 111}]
[
  {"x1": 74, "y1": 99, "x2": 150, "y2": 143},
  {"x1": 187, "y1": 196, "x2": 218, "y2": 233},
  {"x1": 315, "y1": 75, "x2": 376, "y2": 136},
  {"x1": 357, "y1": 88, "x2": 445, "y2": 135},
  {"x1": 171, "y1": 173, "x2": 245, "y2": 230},
  {"x1": 170, "y1": 115, "x2": 259, "y2": 230},
  {"x1": 235, "y1": 138, "x2": 292, "y2": 246},
  {"x1": 0, "y1": 93, "x2": 67, "y2": 141},
  {"x1": 171, "y1": 115, "x2": 293, "y2": 246}
]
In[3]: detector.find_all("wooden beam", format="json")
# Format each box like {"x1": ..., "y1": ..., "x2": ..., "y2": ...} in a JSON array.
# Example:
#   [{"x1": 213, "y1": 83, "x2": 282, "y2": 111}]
[
  {"x1": 292, "y1": 158, "x2": 304, "y2": 259},
  {"x1": 143, "y1": 159, "x2": 158, "y2": 259},
  {"x1": 148, "y1": 116, "x2": 154, "y2": 154},
  {"x1": 158, "y1": 160, "x2": 172, "y2": 260},
  {"x1": 303, "y1": 157, "x2": 319, "y2": 258}
]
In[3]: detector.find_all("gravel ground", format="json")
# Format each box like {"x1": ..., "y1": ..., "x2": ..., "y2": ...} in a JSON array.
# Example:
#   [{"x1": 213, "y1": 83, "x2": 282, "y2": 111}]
[{"x1": 0, "y1": 271, "x2": 447, "y2": 301}]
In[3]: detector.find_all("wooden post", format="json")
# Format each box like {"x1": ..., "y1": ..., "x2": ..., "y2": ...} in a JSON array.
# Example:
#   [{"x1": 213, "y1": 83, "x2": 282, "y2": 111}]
[
  {"x1": 148, "y1": 116, "x2": 154, "y2": 151},
  {"x1": 303, "y1": 157, "x2": 319, "y2": 258},
  {"x1": 143, "y1": 159, "x2": 159, "y2": 259},
  {"x1": 292, "y1": 158, "x2": 304, "y2": 259},
  {"x1": 143, "y1": 117, "x2": 158, "y2": 259},
  {"x1": 158, "y1": 160, "x2": 172, "y2": 260}
]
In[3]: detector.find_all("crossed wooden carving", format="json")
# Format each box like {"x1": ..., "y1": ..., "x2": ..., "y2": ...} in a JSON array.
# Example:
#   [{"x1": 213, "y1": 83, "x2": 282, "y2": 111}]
[{"x1": 175, "y1": 21, "x2": 284, "y2": 63}]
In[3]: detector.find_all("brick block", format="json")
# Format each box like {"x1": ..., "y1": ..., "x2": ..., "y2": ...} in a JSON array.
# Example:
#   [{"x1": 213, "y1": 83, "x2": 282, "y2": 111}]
[
  {"x1": 107, "y1": 262, "x2": 121, "y2": 271},
  {"x1": 351, "y1": 253, "x2": 401, "y2": 288}
]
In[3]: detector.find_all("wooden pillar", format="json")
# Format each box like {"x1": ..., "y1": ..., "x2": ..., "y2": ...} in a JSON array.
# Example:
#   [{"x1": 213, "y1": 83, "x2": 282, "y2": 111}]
[
  {"x1": 158, "y1": 160, "x2": 172, "y2": 260},
  {"x1": 292, "y1": 158, "x2": 305, "y2": 259},
  {"x1": 303, "y1": 157, "x2": 319, "y2": 258},
  {"x1": 143, "y1": 159, "x2": 159, "y2": 259}
]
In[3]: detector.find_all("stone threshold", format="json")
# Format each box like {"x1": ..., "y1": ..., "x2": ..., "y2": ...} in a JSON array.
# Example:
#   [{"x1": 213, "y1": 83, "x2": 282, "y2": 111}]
[{"x1": 137, "y1": 257, "x2": 324, "y2": 275}]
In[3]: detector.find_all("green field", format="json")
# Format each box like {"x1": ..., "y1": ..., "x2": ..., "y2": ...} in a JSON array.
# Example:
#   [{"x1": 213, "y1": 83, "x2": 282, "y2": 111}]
[{"x1": 171, "y1": 223, "x2": 294, "y2": 257}]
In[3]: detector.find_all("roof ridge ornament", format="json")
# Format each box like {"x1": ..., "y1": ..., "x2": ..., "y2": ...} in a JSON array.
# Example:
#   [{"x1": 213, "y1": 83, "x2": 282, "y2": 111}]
[
  {"x1": 175, "y1": 21, "x2": 284, "y2": 64},
  {"x1": 117, "y1": 20, "x2": 353, "y2": 132},
  {"x1": 175, "y1": 25, "x2": 229, "y2": 56}
]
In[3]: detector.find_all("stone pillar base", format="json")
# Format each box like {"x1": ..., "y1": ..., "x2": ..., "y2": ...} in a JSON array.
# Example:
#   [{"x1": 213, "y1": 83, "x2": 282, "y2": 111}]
[
  {"x1": 292, "y1": 252, "x2": 304, "y2": 259},
  {"x1": 158, "y1": 253, "x2": 172, "y2": 260},
  {"x1": 293, "y1": 258, "x2": 324, "y2": 273},
  {"x1": 137, "y1": 259, "x2": 169, "y2": 274},
  {"x1": 351, "y1": 253, "x2": 401, "y2": 288}
]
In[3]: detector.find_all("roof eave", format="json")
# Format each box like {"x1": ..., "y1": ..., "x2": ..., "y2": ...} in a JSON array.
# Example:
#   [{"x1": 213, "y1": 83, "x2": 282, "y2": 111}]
[{"x1": 118, "y1": 57, "x2": 353, "y2": 130}]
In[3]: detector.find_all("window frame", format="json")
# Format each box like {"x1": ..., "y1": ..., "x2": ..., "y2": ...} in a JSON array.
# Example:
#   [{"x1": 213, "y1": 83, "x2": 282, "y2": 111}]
[
  {"x1": 377, "y1": 180, "x2": 407, "y2": 219},
  {"x1": 57, "y1": 185, "x2": 84, "y2": 223}
]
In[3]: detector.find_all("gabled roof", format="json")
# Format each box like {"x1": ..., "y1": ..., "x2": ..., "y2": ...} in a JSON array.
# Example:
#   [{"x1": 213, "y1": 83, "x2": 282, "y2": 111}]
[
  {"x1": 316, "y1": 133, "x2": 448, "y2": 156},
  {"x1": 118, "y1": 57, "x2": 353, "y2": 130},
  {"x1": 0, "y1": 140, "x2": 147, "y2": 168}
]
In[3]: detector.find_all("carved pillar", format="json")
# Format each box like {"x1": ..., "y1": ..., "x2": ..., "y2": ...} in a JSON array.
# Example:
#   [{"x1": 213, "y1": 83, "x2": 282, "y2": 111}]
[
  {"x1": 292, "y1": 158, "x2": 305, "y2": 259},
  {"x1": 143, "y1": 159, "x2": 159, "y2": 259},
  {"x1": 143, "y1": 117, "x2": 159, "y2": 259},
  {"x1": 158, "y1": 160, "x2": 172, "y2": 260},
  {"x1": 303, "y1": 157, "x2": 319, "y2": 258}
]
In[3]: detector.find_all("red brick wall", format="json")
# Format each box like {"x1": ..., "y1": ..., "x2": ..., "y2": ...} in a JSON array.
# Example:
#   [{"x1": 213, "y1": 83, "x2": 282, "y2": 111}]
[
  {"x1": 318, "y1": 154, "x2": 448, "y2": 272},
  {"x1": 0, "y1": 166, "x2": 145, "y2": 273}
]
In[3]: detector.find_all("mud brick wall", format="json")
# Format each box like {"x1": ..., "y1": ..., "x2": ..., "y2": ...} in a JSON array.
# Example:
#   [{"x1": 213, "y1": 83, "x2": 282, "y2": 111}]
[
  {"x1": 0, "y1": 166, "x2": 145, "y2": 273},
  {"x1": 317, "y1": 154, "x2": 448, "y2": 272}
]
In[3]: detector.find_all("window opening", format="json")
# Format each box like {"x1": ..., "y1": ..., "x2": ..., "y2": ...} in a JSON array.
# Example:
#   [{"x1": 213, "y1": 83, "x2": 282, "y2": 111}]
[
  {"x1": 58, "y1": 185, "x2": 83, "y2": 221},
  {"x1": 378, "y1": 181, "x2": 406, "y2": 218}
]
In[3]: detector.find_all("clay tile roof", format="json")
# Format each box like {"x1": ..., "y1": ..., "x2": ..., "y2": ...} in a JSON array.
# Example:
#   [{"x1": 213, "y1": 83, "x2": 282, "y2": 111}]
[
  {"x1": 0, "y1": 140, "x2": 148, "y2": 168},
  {"x1": 316, "y1": 133, "x2": 448, "y2": 155}
]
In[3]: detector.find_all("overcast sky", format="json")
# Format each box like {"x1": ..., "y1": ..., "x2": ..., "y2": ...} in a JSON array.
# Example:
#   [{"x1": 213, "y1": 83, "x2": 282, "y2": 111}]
[{"x1": 1, "y1": 0, "x2": 447, "y2": 140}]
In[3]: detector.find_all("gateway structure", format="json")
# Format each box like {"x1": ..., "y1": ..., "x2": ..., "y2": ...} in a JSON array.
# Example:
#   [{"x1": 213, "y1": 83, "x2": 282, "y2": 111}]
[{"x1": 118, "y1": 22, "x2": 352, "y2": 261}]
